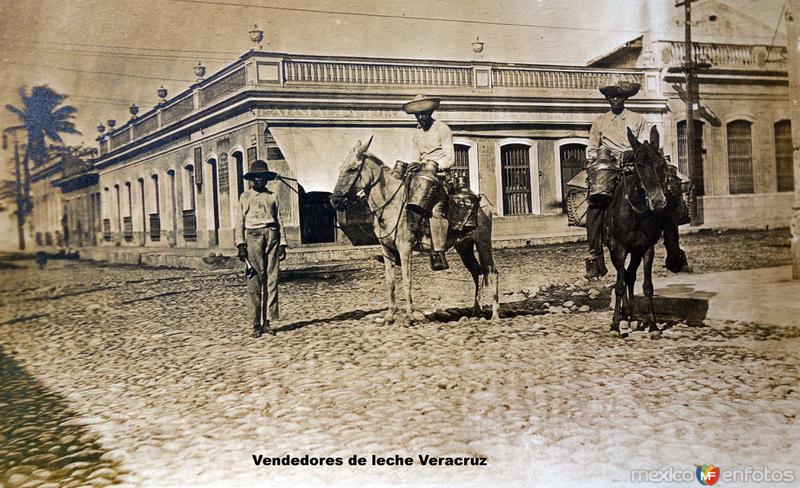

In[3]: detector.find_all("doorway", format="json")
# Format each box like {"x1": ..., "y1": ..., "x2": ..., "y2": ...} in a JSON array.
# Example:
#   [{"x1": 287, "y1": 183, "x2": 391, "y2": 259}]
[
  {"x1": 299, "y1": 188, "x2": 337, "y2": 244},
  {"x1": 207, "y1": 158, "x2": 221, "y2": 246}
]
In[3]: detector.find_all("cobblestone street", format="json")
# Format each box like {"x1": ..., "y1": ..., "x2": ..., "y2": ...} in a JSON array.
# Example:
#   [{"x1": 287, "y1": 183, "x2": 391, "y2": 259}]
[{"x1": 1, "y1": 229, "x2": 798, "y2": 487}]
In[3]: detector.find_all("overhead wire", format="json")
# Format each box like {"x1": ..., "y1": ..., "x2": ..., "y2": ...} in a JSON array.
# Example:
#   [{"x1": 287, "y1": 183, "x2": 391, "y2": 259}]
[
  {"x1": 0, "y1": 37, "x2": 242, "y2": 56},
  {"x1": 7, "y1": 61, "x2": 195, "y2": 83},
  {"x1": 169, "y1": 0, "x2": 646, "y2": 34}
]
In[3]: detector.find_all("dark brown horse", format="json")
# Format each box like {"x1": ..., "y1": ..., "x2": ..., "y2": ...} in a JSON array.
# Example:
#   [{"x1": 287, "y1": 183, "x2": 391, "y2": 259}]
[
  {"x1": 604, "y1": 126, "x2": 670, "y2": 339},
  {"x1": 330, "y1": 137, "x2": 499, "y2": 326}
]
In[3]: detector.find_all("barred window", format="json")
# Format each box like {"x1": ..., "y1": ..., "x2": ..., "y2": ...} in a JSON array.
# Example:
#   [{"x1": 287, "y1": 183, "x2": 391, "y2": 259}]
[
  {"x1": 452, "y1": 144, "x2": 471, "y2": 188},
  {"x1": 726, "y1": 120, "x2": 754, "y2": 194},
  {"x1": 676, "y1": 120, "x2": 705, "y2": 195},
  {"x1": 500, "y1": 144, "x2": 532, "y2": 215},
  {"x1": 774, "y1": 120, "x2": 793, "y2": 192}
]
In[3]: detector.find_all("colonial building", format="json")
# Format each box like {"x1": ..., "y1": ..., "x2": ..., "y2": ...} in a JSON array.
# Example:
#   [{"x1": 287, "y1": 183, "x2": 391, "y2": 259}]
[
  {"x1": 90, "y1": 50, "x2": 665, "y2": 252},
  {"x1": 29, "y1": 1, "x2": 794, "y2": 258}
]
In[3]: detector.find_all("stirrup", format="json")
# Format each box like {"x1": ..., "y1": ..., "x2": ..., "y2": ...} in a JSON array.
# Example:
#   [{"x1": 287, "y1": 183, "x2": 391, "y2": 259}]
[{"x1": 430, "y1": 251, "x2": 449, "y2": 271}]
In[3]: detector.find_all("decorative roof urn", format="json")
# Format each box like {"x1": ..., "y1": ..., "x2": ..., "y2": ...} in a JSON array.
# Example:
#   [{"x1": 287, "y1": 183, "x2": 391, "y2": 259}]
[
  {"x1": 194, "y1": 61, "x2": 206, "y2": 82},
  {"x1": 129, "y1": 103, "x2": 139, "y2": 120},
  {"x1": 107, "y1": 119, "x2": 116, "y2": 129},
  {"x1": 471, "y1": 37, "x2": 485, "y2": 54},
  {"x1": 157, "y1": 85, "x2": 168, "y2": 104},
  {"x1": 249, "y1": 24, "x2": 264, "y2": 50}
]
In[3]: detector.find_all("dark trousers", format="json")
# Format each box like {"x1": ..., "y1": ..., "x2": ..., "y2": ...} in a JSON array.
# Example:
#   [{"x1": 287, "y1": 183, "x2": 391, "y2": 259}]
[
  {"x1": 246, "y1": 227, "x2": 280, "y2": 325},
  {"x1": 586, "y1": 205, "x2": 605, "y2": 257}
]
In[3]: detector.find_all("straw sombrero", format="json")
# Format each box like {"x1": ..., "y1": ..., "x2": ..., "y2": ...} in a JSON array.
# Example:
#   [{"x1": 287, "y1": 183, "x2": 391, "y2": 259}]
[
  {"x1": 402, "y1": 94, "x2": 441, "y2": 114},
  {"x1": 599, "y1": 80, "x2": 641, "y2": 98},
  {"x1": 243, "y1": 159, "x2": 277, "y2": 180}
]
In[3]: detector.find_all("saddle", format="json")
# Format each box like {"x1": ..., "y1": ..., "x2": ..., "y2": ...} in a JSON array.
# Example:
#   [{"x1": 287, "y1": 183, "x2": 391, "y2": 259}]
[{"x1": 565, "y1": 163, "x2": 692, "y2": 227}]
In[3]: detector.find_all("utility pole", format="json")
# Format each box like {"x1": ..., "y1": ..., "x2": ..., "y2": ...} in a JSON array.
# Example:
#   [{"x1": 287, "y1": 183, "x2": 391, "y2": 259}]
[
  {"x1": 675, "y1": 0, "x2": 708, "y2": 225},
  {"x1": 787, "y1": 0, "x2": 800, "y2": 279},
  {"x1": 2, "y1": 129, "x2": 26, "y2": 250}
]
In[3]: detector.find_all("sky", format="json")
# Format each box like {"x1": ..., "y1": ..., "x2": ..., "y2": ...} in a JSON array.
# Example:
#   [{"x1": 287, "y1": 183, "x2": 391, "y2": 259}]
[{"x1": 0, "y1": 0, "x2": 786, "y2": 174}]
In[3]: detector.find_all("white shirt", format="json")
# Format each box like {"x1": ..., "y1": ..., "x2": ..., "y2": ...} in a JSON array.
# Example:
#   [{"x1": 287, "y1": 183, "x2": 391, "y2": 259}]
[
  {"x1": 412, "y1": 119, "x2": 455, "y2": 169},
  {"x1": 586, "y1": 109, "x2": 648, "y2": 161}
]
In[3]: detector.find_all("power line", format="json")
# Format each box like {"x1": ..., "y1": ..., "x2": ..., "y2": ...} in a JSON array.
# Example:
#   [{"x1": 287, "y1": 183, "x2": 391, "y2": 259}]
[
  {"x1": 4, "y1": 45, "x2": 231, "y2": 62},
  {"x1": 766, "y1": 2, "x2": 787, "y2": 57},
  {"x1": 0, "y1": 37, "x2": 242, "y2": 56},
  {"x1": 170, "y1": 0, "x2": 646, "y2": 34},
  {"x1": 7, "y1": 61, "x2": 195, "y2": 83}
]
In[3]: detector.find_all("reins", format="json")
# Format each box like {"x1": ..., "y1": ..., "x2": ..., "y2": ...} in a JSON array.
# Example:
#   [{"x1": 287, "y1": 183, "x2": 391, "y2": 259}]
[
  {"x1": 622, "y1": 170, "x2": 648, "y2": 214},
  {"x1": 346, "y1": 154, "x2": 409, "y2": 241}
]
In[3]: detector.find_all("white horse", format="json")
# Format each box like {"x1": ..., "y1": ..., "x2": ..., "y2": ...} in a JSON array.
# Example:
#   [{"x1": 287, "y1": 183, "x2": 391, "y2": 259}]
[{"x1": 330, "y1": 137, "x2": 499, "y2": 326}]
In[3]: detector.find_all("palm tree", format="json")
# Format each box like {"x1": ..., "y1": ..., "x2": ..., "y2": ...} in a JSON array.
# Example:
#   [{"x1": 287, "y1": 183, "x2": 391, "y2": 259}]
[{"x1": 5, "y1": 85, "x2": 80, "y2": 249}]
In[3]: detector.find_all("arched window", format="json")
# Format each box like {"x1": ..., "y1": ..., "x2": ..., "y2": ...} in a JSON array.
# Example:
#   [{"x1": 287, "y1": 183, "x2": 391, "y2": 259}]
[
  {"x1": 500, "y1": 144, "x2": 533, "y2": 215},
  {"x1": 774, "y1": 120, "x2": 793, "y2": 192},
  {"x1": 726, "y1": 120, "x2": 754, "y2": 194}
]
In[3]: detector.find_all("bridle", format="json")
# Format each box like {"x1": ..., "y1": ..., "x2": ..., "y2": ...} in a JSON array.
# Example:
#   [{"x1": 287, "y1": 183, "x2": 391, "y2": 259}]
[
  {"x1": 623, "y1": 145, "x2": 666, "y2": 215},
  {"x1": 334, "y1": 152, "x2": 409, "y2": 240}
]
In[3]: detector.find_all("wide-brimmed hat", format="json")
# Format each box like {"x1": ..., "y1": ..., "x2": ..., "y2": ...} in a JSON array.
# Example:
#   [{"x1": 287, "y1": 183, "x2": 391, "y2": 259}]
[
  {"x1": 599, "y1": 80, "x2": 641, "y2": 98},
  {"x1": 243, "y1": 159, "x2": 277, "y2": 180},
  {"x1": 402, "y1": 94, "x2": 441, "y2": 114}
]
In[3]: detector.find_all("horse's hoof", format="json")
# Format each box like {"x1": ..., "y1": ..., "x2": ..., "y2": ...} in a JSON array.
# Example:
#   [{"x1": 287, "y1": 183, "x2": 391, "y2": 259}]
[
  {"x1": 402, "y1": 317, "x2": 415, "y2": 327},
  {"x1": 384, "y1": 315, "x2": 395, "y2": 325},
  {"x1": 620, "y1": 330, "x2": 630, "y2": 339},
  {"x1": 649, "y1": 328, "x2": 662, "y2": 340}
]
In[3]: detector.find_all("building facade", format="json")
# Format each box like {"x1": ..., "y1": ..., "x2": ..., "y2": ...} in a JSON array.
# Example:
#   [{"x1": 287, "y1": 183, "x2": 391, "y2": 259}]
[
  {"x1": 27, "y1": 1, "x2": 794, "y2": 255},
  {"x1": 590, "y1": 0, "x2": 793, "y2": 228},
  {"x1": 91, "y1": 50, "x2": 666, "y2": 252}
]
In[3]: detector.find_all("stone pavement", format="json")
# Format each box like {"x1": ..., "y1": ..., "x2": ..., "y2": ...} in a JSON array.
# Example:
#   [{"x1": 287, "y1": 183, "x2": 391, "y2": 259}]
[
  {"x1": 653, "y1": 265, "x2": 800, "y2": 328},
  {"x1": 0, "y1": 229, "x2": 798, "y2": 487}
]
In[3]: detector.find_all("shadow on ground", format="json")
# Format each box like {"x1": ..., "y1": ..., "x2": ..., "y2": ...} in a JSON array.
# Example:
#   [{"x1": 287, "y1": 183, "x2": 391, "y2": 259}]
[{"x1": 0, "y1": 346, "x2": 127, "y2": 487}]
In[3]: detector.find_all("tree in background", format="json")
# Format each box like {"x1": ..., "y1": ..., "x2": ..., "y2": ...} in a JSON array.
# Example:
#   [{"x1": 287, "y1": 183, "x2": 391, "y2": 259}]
[{"x1": 4, "y1": 85, "x2": 80, "y2": 250}]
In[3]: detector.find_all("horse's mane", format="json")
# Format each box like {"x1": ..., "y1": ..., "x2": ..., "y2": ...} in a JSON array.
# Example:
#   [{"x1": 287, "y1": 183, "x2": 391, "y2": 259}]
[
  {"x1": 363, "y1": 152, "x2": 398, "y2": 179},
  {"x1": 363, "y1": 152, "x2": 387, "y2": 167}
]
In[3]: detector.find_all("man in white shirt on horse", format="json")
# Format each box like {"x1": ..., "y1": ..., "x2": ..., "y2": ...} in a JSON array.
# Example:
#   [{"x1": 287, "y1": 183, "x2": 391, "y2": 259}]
[{"x1": 403, "y1": 94, "x2": 455, "y2": 271}]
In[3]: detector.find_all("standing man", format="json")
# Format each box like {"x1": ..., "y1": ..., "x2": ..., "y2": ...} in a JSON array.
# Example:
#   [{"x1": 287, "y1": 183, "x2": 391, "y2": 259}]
[
  {"x1": 584, "y1": 80, "x2": 689, "y2": 279},
  {"x1": 403, "y1": 94, "x2": 455, "y2": 271},
  {"x1": 235, "y1": 160, "x2": 287, "y2": 338}
]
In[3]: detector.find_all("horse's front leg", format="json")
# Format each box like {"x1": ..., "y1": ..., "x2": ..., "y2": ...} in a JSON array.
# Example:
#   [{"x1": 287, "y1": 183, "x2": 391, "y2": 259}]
[
  {"x1": 382, "y1": 247, "x2": 398, "y2": 325},
  {"x1": 609, "y1": 247, "x2": 627, "y2": 336},
  {"x1": 625, "y1": 252, "x2": 643, "y2": 330},
  {"x1": 642, "y1": 246, "x2": 660, "y2": 339},
  {"x1": 398, "y1": 245, "x2": 414, "y2": 326}
]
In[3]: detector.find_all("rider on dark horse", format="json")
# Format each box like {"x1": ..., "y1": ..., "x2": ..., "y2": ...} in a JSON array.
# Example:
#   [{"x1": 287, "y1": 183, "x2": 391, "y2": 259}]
[
  {"x1": 403, "y1": 94, "x2": 456, "y2": 271},
  {"x1": 584, "y1": 80, "x2": 690, "y2": 280}
]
